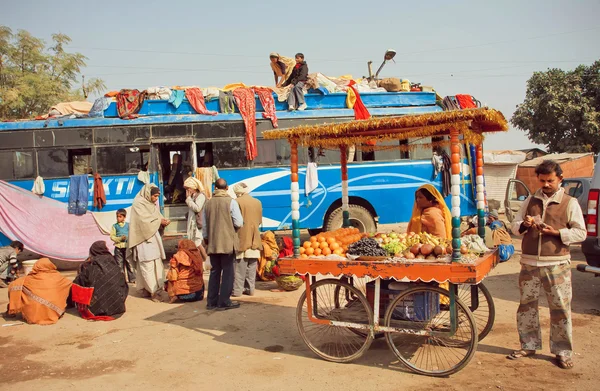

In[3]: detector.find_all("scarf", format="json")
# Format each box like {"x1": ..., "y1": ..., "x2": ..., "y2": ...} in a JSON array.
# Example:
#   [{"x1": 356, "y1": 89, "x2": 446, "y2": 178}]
[
  {"x1": 128, "y1": 184, "x2": 163, "y2": 247},
  {"x1": 116, "y1": 89, "x2": 146, "y2": 119},
  {"x1": 407, "y1": 184, "x2": 452, "y2": 237},
  {"x1": 8, "y1": 258, "x2": 72, "y2": 325}
]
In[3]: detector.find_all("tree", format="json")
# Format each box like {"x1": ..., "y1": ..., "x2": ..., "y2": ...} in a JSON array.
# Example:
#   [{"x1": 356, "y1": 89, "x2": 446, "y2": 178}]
[
  {"x1": 0, "y1": 27, "x2": 105, "y2": 120},
  {"x1": 512, "y1": 61, "x2": 600, "y2": 153}
]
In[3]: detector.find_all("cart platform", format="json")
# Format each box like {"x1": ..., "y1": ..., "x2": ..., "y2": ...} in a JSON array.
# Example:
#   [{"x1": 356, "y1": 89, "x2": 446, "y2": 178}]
[{"x1": 278, "y1": 249, "x2": 499, "y2": 284}]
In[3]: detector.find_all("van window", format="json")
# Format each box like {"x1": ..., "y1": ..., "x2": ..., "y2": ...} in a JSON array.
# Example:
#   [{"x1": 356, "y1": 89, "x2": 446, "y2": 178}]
[
  {"x1": 0, "y1": 150, "x2": 35, "y2": 180},
  {"x1": 96, "y1": 146, "x2": 149, "y2": 175}
]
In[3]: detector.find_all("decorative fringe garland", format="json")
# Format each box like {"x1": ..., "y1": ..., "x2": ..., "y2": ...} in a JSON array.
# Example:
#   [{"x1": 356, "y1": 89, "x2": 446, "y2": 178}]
[
  {"x1": 289, "y1": 121, "x2": 485, "y2": 149},
  {"x1": 263, "y1": 107, "x2": 508, "y2": 145}
]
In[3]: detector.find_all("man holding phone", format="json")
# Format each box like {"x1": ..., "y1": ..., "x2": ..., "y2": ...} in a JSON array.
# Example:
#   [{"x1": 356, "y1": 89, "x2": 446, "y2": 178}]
[{"x1": 507, "y1": 160, "x2": 586, "y2": 369}]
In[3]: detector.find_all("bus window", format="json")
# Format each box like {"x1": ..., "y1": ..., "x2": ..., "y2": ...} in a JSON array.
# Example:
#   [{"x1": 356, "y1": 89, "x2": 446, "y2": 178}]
[
  {"x1": 409, "y1": 137, "x2": 433, "y2": 160},
  {"x1": 0, "y1": 150, "x2": 35, "y2": 180},
  {"x1": 213, "y1": 141, "x2": 247, "y2": 168},
  {"x1": 37, "y1": 148, "x2": 92, "y2": 177},
  {"x1": 197, "y1": 143, "x2": 214, "y2": 168},
  {"x1": 38, "y1": 149, "x2": 69, "y2": 177},
  {"x1": 253, "y1": 139, "x2": 296, "y2": 166},
  {"x1": 70, "y1": 149, "x2": 92, "y2": 175},
  {"x1": 96, "y1": 146, "x2": 149, "y2": 175},
  {"x1": 319, "y1": 148, "x2": 341, "y2": 165}
]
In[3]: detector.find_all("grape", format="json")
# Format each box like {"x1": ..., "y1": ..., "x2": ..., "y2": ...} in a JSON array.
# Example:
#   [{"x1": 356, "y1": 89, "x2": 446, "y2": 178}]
[{"x1": 347, "y1": 238, "x2": 388, "y2": 257}]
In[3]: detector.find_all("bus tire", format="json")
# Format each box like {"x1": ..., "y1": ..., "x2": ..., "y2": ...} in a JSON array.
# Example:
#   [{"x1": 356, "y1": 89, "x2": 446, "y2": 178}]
[{"x1": 324, "y1": 205, "x2": 377, "y2": 233}]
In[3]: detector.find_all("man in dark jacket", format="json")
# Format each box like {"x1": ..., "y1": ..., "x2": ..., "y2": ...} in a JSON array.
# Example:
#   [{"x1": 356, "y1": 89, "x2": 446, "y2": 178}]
[
  {"x1": 202, "y1": 178, "x2": 244, "y2": 310},
  {"x1": 282, "y1": 53, "x2": 308, "y2": 111}
]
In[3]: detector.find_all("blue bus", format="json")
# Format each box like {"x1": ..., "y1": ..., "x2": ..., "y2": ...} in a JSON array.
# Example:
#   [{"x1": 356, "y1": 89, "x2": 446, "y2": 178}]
[{"x1": 0, "y1": 91, "x2": 477, "y2": 250}]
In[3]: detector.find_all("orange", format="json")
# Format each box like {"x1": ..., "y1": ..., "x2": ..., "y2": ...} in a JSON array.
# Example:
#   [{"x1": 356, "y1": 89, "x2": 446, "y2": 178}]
[
  {"x1": 330, "y1": 242, "x2": 340, "y2": 250},
  {"x1": 333, "y1": 248, "x2": 343, "y2": 256},
  {"x1": 322, "y1": 247, "x2": 331, "y2": 256},
  {"x1": 310, "y1": 236, "x2": 318, "y2": 243},
  {"x1": 313, "y1": 248, "x2": 322, "y2": 256},
  {"x1": 299, "y1": 247, "x2": 306, "y2": 255},
  {"x1": 300, "y1": 254, "x2": 308, "y2": 259},
  {"x1": 303, "y1": 241, "x2": 311, "y2": 249},
  {"x1": 317, "y1": 235, "x2": 326, "y2": 243},
  {"x1": 319, "y1": 242, "x2": 329, "y2": 250},
  {"x1": 305, "y1": 247, "x2": 314, "y2": 256},
  {"x1": 311, "y1": 241, "x2": 320, "y2": 249},
  {"x1": 326, "y1": 237, "x2": 336, "y2": 245}
]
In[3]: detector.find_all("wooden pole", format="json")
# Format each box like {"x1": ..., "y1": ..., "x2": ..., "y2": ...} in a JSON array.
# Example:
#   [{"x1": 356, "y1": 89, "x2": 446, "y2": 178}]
[
  {"x1": 340, "y1": 145, "x2": 350, "y2": 228},
  {"x1": 290, "y1": 139, "x2": 301, "y2": 257},
  {"x1": 450, "y1": 128, "x2": 462, "y2": 262},
  {"x1": 475, "y1": 144, "x2": 486, "y2": 239}
]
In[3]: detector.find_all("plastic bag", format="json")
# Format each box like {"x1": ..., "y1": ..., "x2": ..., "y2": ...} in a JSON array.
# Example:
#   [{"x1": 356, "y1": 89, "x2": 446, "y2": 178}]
[{"x1": 498, "y1": 244, "x2": 515, "y2": 262}]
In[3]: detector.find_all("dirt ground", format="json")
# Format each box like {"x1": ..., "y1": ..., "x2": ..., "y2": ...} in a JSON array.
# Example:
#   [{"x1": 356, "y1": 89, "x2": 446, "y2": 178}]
[{"x1": 1, "y1": 232, "x2": 600, "y2": 391}]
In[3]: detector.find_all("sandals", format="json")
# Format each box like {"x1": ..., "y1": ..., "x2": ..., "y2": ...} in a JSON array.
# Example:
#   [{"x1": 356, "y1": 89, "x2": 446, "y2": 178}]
[
  {"x1": 556, "y1": 355, "x2": 574, "y2": 370},
  {"x1": 507, "y1": 349, "x2": 536, "y2": 360}
]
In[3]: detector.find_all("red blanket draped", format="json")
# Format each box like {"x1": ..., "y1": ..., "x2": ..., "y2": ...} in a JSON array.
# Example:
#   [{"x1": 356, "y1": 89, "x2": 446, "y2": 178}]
[
  {"x1": 253, "y1": 87, "x2": 278, "y2": 128},
  {"x1": 233, "y1": 88, "x2": 258, "y2": 161},
  {"x1": 185, "y1": 88, "x2": 217, "y2": 116}
]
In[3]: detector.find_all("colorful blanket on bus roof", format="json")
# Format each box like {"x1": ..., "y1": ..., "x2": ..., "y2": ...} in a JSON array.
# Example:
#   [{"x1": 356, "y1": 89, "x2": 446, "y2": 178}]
[
  {"x1": 253, "y1": 87, "x2": 278, "y2": 128},
  {"x1": 116, "y1": 89, "x2": 147, "y2": 119},
  {"x1": 0, "y1": 180, "x2": 114, "y2": 261}
]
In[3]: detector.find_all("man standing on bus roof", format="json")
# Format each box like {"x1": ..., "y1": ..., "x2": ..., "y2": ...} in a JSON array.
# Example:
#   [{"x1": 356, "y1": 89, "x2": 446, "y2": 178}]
[
  {"x1": 0, "y1": 241, "x2": 24, "y2": 288},
  {"x1": 508, "y1": 160, "x2": 585, "y2": 370},
  {"x1": 203, "y1": 178, "x2": 244, "y2": 310},
  {"x1": 282, "y1": 53, "x2": 308, "y2": 111}
]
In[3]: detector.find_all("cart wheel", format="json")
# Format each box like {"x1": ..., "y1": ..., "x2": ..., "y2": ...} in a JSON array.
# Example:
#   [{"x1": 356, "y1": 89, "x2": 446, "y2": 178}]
[
  {"x1": 297, "y1": 279, "x2": 374, "y2": 363},
  {"x1": 458, "y1": 282, "x2": 495, "y2": 341},
  {"x1": 383, "y1": 286, "x2": 478, "y2": 377},
  {"x1": 334, "y1": 277, "x2": 384, "y2": 339}
]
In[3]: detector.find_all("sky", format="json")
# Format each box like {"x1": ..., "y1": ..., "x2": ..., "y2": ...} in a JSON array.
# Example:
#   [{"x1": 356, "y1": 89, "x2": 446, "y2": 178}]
[{"x1": 2, "y1": 0, "x2": 599, "y2": 151}]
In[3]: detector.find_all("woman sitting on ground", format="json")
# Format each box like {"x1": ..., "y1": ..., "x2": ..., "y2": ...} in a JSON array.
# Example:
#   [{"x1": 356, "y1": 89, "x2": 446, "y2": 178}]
[
  {"x1": 71, "y1": 241, "x2": 129, "y2": 320},
  {"x1": 6, "y1": 258, "x2": 72, "y2": 325},
  {"x1": 166, "y1": 239, "x2": 206, "y2": 304}
]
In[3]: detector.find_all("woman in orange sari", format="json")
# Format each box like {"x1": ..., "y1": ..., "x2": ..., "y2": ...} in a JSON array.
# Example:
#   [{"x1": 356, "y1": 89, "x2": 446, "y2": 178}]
[
  {"x1": 6, "y1": 258, "x2": 72, "y2": 325},
  {"x1": 407, "y1": 184, "x2": 452, "y2": 239},
  {"x1": 166, "y1": 239, "x2": 206, "y2": 303}
]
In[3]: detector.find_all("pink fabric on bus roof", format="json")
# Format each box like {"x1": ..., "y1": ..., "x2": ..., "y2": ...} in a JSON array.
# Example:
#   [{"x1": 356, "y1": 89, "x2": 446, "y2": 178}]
[{"x1": 0, "y1": 180, "x2": 113, "y2": 261}]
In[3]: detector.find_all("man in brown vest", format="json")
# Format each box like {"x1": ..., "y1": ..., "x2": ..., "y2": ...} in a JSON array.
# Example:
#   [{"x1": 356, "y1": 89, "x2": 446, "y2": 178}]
[
  {"x1": 202, "y1": 178, "x2": 244, "y2": 310},
  {"x1": 232, "y1": 182, "x2": 263, "y2": 297},
  {"x1": 508, "y1": 160, "x2": 585, "y2": 369}
]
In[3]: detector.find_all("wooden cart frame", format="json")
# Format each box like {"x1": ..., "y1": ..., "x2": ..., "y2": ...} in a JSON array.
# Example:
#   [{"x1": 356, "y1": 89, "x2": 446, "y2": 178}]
[{"x1": 263, "y1": 108, "x2": 508, "y2": 376}]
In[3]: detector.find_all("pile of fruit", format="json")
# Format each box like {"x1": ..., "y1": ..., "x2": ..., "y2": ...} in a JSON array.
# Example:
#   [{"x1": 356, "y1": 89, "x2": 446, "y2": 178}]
[
  {"x1": 347, "y1": 237, "x2": 388, "y2": 257},
  {"x1": 299, "y1": 227, "x2": 364, "y2": 258},
  {"x1": 373, "y1": 231, "x2": 475, "y2": 260}
]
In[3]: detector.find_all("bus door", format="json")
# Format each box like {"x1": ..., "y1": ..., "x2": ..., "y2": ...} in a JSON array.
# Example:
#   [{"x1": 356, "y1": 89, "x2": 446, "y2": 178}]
[{"x1": 151, "y1": 140, "x2": 196, "y2": 237}]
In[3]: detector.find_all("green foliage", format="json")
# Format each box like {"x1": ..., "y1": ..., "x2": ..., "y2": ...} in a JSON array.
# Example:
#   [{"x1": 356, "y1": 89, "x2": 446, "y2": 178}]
[
  {"x1": 512, "y1": 61, "x2": 600, "y2": 153},
  {"x1": 0, "y1": 26, "x2": 105, "y2": 119}
]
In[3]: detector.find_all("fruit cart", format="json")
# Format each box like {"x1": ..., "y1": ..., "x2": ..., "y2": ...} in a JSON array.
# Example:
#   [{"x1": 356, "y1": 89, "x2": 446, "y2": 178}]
[{"x1": 262, "y1": 107, "x2": 508, "y2": 376}]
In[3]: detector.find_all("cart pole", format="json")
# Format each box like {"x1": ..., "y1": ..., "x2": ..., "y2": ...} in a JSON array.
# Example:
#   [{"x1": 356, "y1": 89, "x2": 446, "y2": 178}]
[
  {"x1": 449, "y1": 128, "x2": 462, "y2": 262},
  {"x1": 475, "y1": 144, "x2": 486, "y2": 239},
  {"x1": 340, "y1": 145, "x2": 350, "y2": 228},
  {"x1": 290, "y1": 138, "x2": 301, "y2": 257}
]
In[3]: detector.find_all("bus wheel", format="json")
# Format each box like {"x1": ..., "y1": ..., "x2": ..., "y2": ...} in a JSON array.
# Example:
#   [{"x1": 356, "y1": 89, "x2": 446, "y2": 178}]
[{"x1": 324, "y1": 205, "x2": 377, "y2": 233}]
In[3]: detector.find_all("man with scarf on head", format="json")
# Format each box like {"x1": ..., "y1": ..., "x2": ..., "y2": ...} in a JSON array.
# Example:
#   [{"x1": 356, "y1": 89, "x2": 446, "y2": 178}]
[
  {"x1": 129, "y1": 184, "x2": 171, "y2": 302},
  {"x1": 184, "y1": 176, "x2": 207, "y2": 247},
  {"x1": 232, "y1": 182, "x2": 263, "y2": 297},
  {"x1": 202, "y1": 178, "x2": 244, "y2": 310}
]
